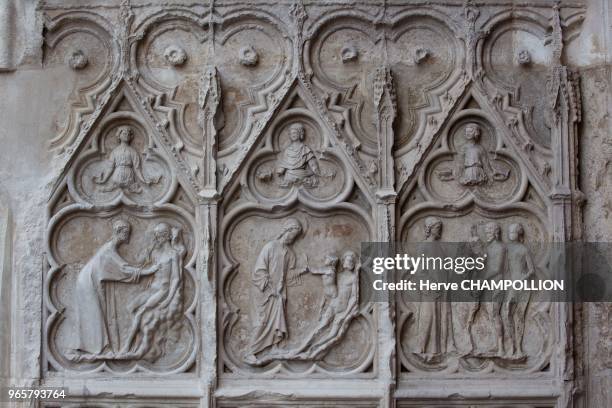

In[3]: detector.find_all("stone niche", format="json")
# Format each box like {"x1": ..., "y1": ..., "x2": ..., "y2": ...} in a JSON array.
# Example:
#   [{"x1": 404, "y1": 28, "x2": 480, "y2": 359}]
[{"x1": 1, "y1": 0, "x2": 603, "y2": 407}]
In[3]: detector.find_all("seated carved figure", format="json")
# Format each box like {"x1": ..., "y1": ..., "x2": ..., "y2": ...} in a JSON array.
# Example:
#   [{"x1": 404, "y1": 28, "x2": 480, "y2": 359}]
[
  {"x1": 437, "y1": 124, "x2": 509, "y2": 187},
  {"x1": 117, "y1": 223, "x2": 186, "y2": 361},
  {"x1": 275, "y1": 123, "x2": 321, "y2": 188}
]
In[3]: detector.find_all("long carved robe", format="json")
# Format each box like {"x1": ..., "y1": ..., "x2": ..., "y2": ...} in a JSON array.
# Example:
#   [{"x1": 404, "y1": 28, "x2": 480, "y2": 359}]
[
  {"x1": 250, "y1": 239, "x2": 296, "y2": 355},
  {"x1": 73, "y1": 242, "x2": 136, "y2": 355},
  {"x1": 105, "y1": 144, "x2": 144, "y2": 193},
  {"x1": 416, "y1": 241, "x2": 455, "y2": 355}
]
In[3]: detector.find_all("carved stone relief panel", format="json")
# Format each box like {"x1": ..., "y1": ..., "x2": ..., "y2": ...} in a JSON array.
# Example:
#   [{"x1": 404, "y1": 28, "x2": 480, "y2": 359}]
[
  {"x1": 220, "y1": 208, "x2": 374, "y2": 375},
  {"x1": 396, "y1": 90, "x2": 556, "y2": 376},
  {"x1": 480, "y1": 14, "x2": 554, "y2": 148},
  {"x1": 71, "y1": 114, "x2": 172, "y2": 205},
  {"x1": 247, "y1": 111, "x2": 348, "y2": 204},
  {"x1": 423, "y1": 112, "x2": 522, "y2": 204},
  {"x1": 30, "y1": 0, "x2": 590, "y2": 406},
  {"x1": 219, "y1": 85, "x2": 376, "y2": 376},
  {"x1": 47, "y1": 208, "x2": 197, "y2": 373},
  {"x1": 398, "y1": 209, "x2": 552, "y2": 374},
  {"x1": 45, "y1": 76, "x2": 199, "y2": 375}
]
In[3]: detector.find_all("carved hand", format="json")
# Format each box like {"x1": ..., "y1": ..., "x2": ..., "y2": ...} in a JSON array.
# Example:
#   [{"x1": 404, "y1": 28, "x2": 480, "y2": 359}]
[{"x1": 121, "y1": 264, "x2": 139, "y2": 275}]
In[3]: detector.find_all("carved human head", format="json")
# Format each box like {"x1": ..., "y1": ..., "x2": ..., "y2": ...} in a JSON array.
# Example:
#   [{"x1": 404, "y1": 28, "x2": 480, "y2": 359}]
[
  {"x1": 424, "y1": 216, "x2": 443, "y2": 240},
  {"x1": 289, "y1": 123, "x2": 305, "y2": 142},
  {"x1": 464, "y1": 124, "x2": 481, "y2": 142},
  {"x1": 112, "y1": 219, "x2": 131, "y2": 243},
  {"x1": 324, "y1": 254, "x2": 339, "y2": 268},
  {"x1": 117, "y1": 126, "x2": 134, "y2": 144},
  {"x1": 508, "y1": 223, "x2": 524, "y2": 242},
  {"x1": 484, "y1": 222, "x2": 501, "y2": 242},
  {"x1": 153, "y1": 222, "x2": 172, "y2": 244},
  {"x1": 279, "y1": 217, "x2": 303, "y2": 244},
  {"x1": 342, "y1": 250, "x2": 357, "y2": 271},
  {"x1": 171, "y1": 226, "x2": 182, "y2": 241}
]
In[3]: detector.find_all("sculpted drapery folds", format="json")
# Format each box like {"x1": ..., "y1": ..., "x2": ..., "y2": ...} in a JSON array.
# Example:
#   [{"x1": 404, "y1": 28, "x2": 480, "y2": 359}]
[
  {"x1": 68, "y1": 219, "x2": 187, "y2": 363},
  {"x1": 70, "y1": 219, "x2": 147, "y2": 360},
  {"x1": 246, "y1": 217, "x2": 307, "y2": 363},
  {"x1": 93, "y1": 126, "x2": 161, "y2": 194},
  {"x1": 414, "y1": 217, "x2": 456, "y2": 360},
  {"x1": 276, "y1": 123, "x2": 321, "y2": 188}
]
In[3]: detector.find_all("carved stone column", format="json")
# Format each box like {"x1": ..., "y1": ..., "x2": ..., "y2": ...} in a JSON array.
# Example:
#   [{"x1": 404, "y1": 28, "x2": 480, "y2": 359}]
[
  {"x1": 196, "y1": 199, "x2": 218, "y2": 406},
  {"x1": 547, "y1": 5, "x2": 583, "y2": 242},
  {"x1": 199, "y1": 66, "x2": 222, "y2": 195},
  {"x1": 198, "y1": 65, "x2": 222, "y2": 405},
  {"x1": 373, "y1": 65, "x2": 397, "y2": 407}
]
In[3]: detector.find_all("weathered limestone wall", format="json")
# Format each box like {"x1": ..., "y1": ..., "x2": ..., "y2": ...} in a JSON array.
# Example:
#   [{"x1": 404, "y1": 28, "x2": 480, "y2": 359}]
[{"x1": 0, "y1": 0, "x2": 609, "y2": 407}]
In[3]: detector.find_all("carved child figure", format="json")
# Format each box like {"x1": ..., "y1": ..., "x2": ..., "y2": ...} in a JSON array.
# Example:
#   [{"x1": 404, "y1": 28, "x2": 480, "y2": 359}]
[
  {"x1": 308, "y1": 253, "x2": 339, "y2": 317},
  {"x1": 276, "y1": 123, "x2": 321, "y2": 188},
  {"x1": 93, "y1": 126, "x2": 160, "y2": 193}
]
